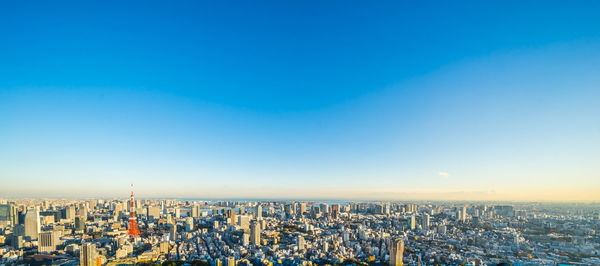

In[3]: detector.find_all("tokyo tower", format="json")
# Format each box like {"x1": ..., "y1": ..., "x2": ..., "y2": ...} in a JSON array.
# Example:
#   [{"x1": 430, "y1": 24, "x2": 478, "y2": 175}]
[{"x1": 127, "y1": 184, "x2": 140, "y2": 237}]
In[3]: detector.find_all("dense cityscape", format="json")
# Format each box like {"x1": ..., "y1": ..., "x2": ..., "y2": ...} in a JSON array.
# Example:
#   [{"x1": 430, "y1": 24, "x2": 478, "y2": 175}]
[{"x1": 0, "y1": 186, "x2": 599, "y2": 266}]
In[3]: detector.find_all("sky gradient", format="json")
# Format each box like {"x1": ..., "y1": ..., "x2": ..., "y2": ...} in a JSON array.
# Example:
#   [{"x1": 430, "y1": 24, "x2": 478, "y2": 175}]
[{"x1": 1, "y1": 1, "x2": 599, "y2": 200}]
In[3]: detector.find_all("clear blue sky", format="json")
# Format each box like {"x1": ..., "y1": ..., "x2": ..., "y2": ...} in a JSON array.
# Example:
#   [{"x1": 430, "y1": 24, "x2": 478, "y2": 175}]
[{"x1": 1, "y1": 1, "x2": 599, "y2": 200}]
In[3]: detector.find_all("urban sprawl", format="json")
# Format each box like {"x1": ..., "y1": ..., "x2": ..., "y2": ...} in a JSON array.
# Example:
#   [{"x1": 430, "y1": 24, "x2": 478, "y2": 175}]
[{"x1": 0, "y1": 192, "x2": 599, "y2": 266}]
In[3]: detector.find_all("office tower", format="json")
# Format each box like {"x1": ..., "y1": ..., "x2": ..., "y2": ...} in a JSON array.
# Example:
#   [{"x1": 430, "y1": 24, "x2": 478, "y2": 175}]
[
  {"x1": 250, "y1": 220, "x2": 261, "y2": 246},
  {"x1": 175, "y1": 208, "x2": 181, "y2": 218},
  {"x1": 331, "y1": 204, "x2": 339, "y2": 219},
  {"x1": 147, "y1": 206, "x2": 160, "y2": 219},
  {"x1": 38, "y1": 231, "x2": 59, "y2": 253},
  {"x1": 237, "y1": 215, "x2": 250, "y2": 231},
  {"x1": 226, "y1": 209, "x2": 236, "y2": 225},
  {"x1": 127, "y1": 184, "x2": 140, "y2": 237},
  {"x1": 389, "y1": 238, "x2": 404, "y2": 266},
  {"x1": 80, "y1": 243, "x2": 97, "y2": 266},
  {"x1": 17, "y1": 209, "x2": 26, "y2": 225},
  {"x1": 299, "y1": 203, "x2": 306, "y2": 215},
  {"x1": 421, "y1": 214, "x2": 430, "y2": 230},
  {"x1": 284, "y1": 204, "x2": 293, "y2": 217},
  {"x1": 24, "y1": 207, "x2": 40, "y2": 240},
  {"x1": 256, "y1": 205, "x2": 262, "y2": 219},
  {"x1": 462, "y1": 206, "x2": 467, "y2": 222},
  {"x1": 185, "y1": 217, "x2": 194, "y2": 232},
  {"x1": 9, "y1": 203, "x2": 17, "y2": 225},
  {"x1": 226, "y1": 257, "x2": 235, "y2": 266},
  {"x1": 12, "y1": 234, "x2": 24, "y2": 249},
  {"x1": 320, "y1": 204, "x2": 328, "y2": 216},
  {"x1": 63, "y1": 205, "x2": 76, "y2": 221},
  {"x1": 192, "y1": 204, "x2": 201, "y2": 218},
  {"x1": 0, "y1": 205, "x2": 8, "y2": 224},
  {"x1": 78, "y1": 204, "x2": 88, "y2": 219},
  {"x1": 408, "y1": 215, "x2": 416, "y2": 230},
  {"x1": 169, "y1": 224, "x2": 177, "y2": 241},
  {"x1": 159, "y1": 241, "x2": 169, "y2": 254},
  {"x1": 75, "y1": 216, "x2": 86, "y2": 232},
  {"x1": 297, "y1": 235, "x2": 305, "y2": 250}
]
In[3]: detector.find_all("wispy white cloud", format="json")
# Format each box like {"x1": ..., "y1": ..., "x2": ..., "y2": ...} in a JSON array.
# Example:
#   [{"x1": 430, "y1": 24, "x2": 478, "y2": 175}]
[{"x1": 438, "y1": 172, "x2": 449, "y2": 178}]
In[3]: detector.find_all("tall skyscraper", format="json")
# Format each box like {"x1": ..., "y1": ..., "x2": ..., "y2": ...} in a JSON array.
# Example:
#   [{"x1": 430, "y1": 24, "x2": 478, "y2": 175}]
[
  {"x1": 238, "y1": 215, "x2": 250, "y2": 231},
  {"x1": 284, "y1": 204, "x2": 293, "y2": 217},
  {"x1": 80, "y1": 243, "x2": 97, "y2": 266},
  {"x1": 408, "y1": 215, "x2": 416, "y2": 230},
  {"x1": 256, "y1": 205, "x2": 262, "y2": 219},
  {"x1": 169, "y1": 224, "x2": 177, "y2": 241},
  {"x1": 0, "y1": 204, "x2": 8, "y2": 222},
  {"x1": 421, "y1": 214, "x2": 430, "y2": 230},
  {"x1": 0, "y1": 204, "x2": 10, "y2": 228},
  {"x1": 185, "y1": 217, "x2": 194, "y2": 232},
  {"x1": 226, "y1": 209, "x2": 236, "y2": 225},
  {"x1": 331, "y1": 204, "x2": 339, "y2": 219},
  {"x1": 192, "y1": 203, "x2": 201, "y2": 218},
  {"x1": 320, "y1": 203, "x2": 328, "y2": 216},
  {"x1": 9, "y1": 203, "x2": 18, "y2": 226},
  {"x1": 75, "y1": 216, "x2": 86, "y2": 232},
  {"x1": 24, "y1": 207, "x2": 40, "y2": 240},
  {"x1": 250, "y1": 220, "x2": 261, "y2": 246},
  {"x1": 63, "y1": 205, "x2": 75, "y2": 221},
  {"x1": 389, "y1": 238, "x2": 404, "y2": 266}
]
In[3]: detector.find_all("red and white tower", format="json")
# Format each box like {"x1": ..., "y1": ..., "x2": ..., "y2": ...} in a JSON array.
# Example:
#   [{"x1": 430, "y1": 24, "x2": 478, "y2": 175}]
[{"x1": 127, "y1": 184, "x2": 140, "y2": 237}]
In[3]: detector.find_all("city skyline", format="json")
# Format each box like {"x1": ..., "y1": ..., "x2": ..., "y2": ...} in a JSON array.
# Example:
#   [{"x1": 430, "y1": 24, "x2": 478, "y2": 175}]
[{"x1": 1, "y1": 1, "x2": 600, "y2": 201}]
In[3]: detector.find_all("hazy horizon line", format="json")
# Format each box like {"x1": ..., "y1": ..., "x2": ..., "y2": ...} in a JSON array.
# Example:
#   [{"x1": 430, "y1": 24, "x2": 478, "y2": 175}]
[{"x1": 2, "y1": 195, "x2": 599, "y2": 204}]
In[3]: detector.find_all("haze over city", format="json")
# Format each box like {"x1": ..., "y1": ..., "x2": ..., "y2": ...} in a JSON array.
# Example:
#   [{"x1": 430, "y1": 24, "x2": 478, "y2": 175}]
[{"x1": 1, "y1": 1, "x2": 599, "y2": 201}]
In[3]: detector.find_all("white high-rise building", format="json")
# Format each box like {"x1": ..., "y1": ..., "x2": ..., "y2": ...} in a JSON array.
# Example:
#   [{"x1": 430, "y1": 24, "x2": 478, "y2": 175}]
[
  {"x1": 192, "y1": 204, "x2": 201, "y2": 218},
  {"x1": 24, "y1": 207, "x2": 40, "y2": 240},
  {"x1": 237, "y1": 215, "x2": 250, "y2": 231}
]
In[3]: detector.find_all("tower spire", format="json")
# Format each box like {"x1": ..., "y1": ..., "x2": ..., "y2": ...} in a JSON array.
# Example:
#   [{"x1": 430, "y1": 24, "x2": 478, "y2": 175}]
[{"x1": 127, "y1": 184, "x2": 140, "y2": 237}]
